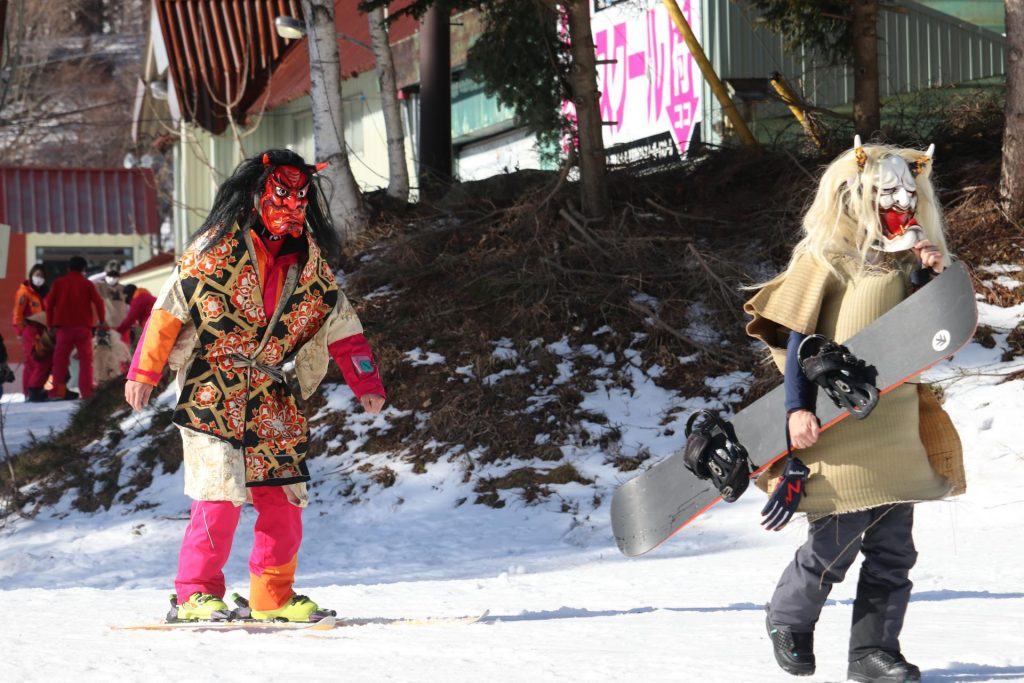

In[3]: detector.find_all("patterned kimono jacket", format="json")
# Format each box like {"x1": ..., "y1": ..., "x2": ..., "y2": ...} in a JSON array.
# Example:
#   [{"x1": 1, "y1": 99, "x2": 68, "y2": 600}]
[{"x1": 135, "y1": 224, "x2": 375, "y2": 506}]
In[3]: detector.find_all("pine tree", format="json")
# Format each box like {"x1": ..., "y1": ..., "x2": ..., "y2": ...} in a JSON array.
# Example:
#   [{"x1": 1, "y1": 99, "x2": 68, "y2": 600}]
[{"x1": 746, "y1": 0, "x2": 881, "y2": 138}]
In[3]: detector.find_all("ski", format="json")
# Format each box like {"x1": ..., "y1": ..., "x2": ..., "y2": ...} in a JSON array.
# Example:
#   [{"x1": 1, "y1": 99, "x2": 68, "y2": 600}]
[
  {"x1": 112, "y1": 610, "x2": 489, "y2": 632},
  {"x1": 113, "y1": 616, "x2": 337, "y2": 632}
]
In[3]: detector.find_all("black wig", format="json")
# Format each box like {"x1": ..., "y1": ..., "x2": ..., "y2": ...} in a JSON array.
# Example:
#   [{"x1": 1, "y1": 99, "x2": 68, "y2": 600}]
[{"x1": 189, "y1": 149, "x2": 342, "y2": 262}]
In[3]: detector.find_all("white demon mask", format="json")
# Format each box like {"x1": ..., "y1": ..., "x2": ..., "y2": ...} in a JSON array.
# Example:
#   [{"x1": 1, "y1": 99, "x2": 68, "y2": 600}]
[
  {"x1": 853, "y1": 136, "x2": 934, "y2": 252},
  {"x1": 874, "y1": 153, "x2": 924, "y2": 252}
]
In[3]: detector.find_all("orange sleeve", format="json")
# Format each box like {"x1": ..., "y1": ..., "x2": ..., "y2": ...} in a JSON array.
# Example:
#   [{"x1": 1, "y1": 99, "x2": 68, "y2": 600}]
[
  {"x1": 12, "y1": 287, "x2": 27, "y2": 328},
  {"x1": 126, "y1": 309, "x2": 183, "y2": 386}
]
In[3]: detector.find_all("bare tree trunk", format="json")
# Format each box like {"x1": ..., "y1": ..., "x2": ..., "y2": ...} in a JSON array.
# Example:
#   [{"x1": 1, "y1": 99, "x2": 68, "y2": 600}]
[
  {"x1": 852, "y1": 0, "x2": 881, "y2": 138},
  {"x1": 564, "y1": 0, "x2": 608, "y2": 220},
  {"x1": 368, "y1": 5, "x2": 409, "y2": 203},
  {"x1": 1002, "y1": 0, "x2": 1024, "y2": 221},
  {"x1": 302, "y1": 0, "x2": 367, "y2": 242}
]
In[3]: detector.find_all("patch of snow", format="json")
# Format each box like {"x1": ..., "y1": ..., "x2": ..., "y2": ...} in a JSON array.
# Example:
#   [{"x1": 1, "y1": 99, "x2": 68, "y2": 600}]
[{"x1": 406, "y1": 348, "x2": 447, "y2": 367}]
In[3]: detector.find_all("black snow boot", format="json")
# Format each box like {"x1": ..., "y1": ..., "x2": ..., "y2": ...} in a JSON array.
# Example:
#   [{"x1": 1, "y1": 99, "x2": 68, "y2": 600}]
[
  {"x1": 766, "y1": 613, "x2": 815, "y2": 676},
  {"x1": 847, "y1": 650, "x2": 921, "y2": 683}
]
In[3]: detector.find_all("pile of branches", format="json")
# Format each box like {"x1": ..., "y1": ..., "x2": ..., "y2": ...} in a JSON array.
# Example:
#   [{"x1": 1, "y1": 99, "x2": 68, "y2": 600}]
[
  {"x1": 8, "y1": 91, "x2": 1021, "y2": 515},
  {"x1": 330, "y1": 150, "x2": 812, "y2": 491}
]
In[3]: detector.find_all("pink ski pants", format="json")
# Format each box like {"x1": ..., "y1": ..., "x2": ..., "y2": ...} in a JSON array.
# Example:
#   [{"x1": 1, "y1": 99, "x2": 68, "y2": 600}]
[{"x1": 175, "y1": 486, "x2": 303, "y2": 610}]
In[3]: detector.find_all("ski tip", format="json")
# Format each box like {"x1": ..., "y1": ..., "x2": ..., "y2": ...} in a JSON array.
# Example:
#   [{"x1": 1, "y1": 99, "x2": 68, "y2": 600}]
[{"x1": 308, "y1": 615, "x2": 337, "y2": 630}]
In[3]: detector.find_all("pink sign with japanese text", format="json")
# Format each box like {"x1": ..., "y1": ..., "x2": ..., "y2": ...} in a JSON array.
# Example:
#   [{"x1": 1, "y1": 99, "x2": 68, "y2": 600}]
[{"x1": 593, "y1": 0, "x2": 702, "y2": 161}]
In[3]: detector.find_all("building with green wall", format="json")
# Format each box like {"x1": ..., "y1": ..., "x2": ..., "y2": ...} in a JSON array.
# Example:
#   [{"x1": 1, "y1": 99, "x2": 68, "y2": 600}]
[{"x1": 918, "y1": 1, "x2": 1005, "y2": 34}]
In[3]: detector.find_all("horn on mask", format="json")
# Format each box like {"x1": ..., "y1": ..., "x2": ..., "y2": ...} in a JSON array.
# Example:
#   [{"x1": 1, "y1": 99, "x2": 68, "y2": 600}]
[
  {"x1": 853, "y1": 135, "x2": 867, "y2": 172},
  {"x1": 911, "y1": 143, "x2": 935, "y2": 177}
]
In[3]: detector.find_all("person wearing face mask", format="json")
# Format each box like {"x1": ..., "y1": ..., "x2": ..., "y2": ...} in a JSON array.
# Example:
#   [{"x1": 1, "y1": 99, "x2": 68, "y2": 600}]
[
  {"x1": 744, "y1": 139, "x2": 964, "y2": 683},
  {"x1": 94, "y1": 260, "x2": 129, "y2": 328},
  {"x1": 92, "y1": 260, "x2": 132, "y2": 382},
  {"x1": 12, "y1": 264, "x2": 53, "y2": 402},
  {"x1": 123, "y1": 149, "x2": 387, "y2": 624}
]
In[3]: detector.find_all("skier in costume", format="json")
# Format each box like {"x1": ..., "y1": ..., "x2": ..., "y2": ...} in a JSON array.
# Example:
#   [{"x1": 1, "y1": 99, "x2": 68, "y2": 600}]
[
  {"x1": 124, "y1": 149, "x2": 386, "y2": 622},
  {"x1": 744, "y1": 139, "x2": 965, "y2": 682}
]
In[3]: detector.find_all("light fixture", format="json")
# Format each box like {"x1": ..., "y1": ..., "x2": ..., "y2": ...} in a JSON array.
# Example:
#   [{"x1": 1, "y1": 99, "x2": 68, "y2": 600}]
[
  {"x1": 150, "y1": 80, "x2": 169, "y2": 100},
  {"x1": 274, "y1": 14, "x2": 372, "y2": 50},
  {"x1": 274, "y1": 16, "x2": 307, "y2": 40}
]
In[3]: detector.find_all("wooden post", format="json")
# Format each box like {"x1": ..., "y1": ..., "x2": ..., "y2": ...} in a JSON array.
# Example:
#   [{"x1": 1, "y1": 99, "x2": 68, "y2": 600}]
[{"x1": 770, "y1": 72, "x2": 825, "y2": 151}]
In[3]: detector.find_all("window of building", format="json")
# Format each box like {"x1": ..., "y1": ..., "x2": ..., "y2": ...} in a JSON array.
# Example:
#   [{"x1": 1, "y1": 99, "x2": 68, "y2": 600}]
[
  {"x1": 35, "y1": 246, "x2": 133, "y2": 278},
  {"x1": 345, "y1": 98, "x2": 365, "y2": 156},
  {"x1": 451, "y1": 74, "x2": 517, "y2": 145}
]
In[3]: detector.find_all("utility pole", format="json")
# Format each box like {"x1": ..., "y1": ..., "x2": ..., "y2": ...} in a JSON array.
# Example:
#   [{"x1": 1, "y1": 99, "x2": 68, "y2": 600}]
[{"x1": 417, "y1": 5, "x2": 452, "y2": 199}]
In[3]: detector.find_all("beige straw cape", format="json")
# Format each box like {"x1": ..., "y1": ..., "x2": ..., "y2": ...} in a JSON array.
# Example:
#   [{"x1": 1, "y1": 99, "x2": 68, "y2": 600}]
[{"x1": 743, "y1": 252, "x2": 965, "y2": 518}]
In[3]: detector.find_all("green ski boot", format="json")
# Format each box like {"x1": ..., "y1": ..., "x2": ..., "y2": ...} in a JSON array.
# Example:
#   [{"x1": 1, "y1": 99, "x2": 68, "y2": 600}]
[
  {"x1": 232, "y1": 593, "x2": 336, "y2": 623},
  {"x1": 167, "y1": 592, "x2": 233, "y2": 622}
]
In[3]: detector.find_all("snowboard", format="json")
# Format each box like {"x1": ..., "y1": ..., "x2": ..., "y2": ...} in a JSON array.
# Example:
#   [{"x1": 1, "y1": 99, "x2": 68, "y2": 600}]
[
  {"x1": 611, "y1": 260, "x2": 978, "y2": 557},
  {"x1": 112, "y1": 611, "x2": 489, "y2": 632}
]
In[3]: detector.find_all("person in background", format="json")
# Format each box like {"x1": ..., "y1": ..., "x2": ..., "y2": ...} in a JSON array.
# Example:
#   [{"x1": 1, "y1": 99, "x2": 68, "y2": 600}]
[
  {"x1": 116, "y1": 284, "x2": 156, "y2": 347},
  {"x1": 46, "y1": 256, "x2": 106, "y2": 400},
  {"x1": 12, "y1": 264, "x2": 52, "y2": 402},
  {"x1": 93, "y1": 260, "x2": 131, "y2": 383},
  {"x1": 93, "y1": 260, "x2": 128, "y2": 329}
]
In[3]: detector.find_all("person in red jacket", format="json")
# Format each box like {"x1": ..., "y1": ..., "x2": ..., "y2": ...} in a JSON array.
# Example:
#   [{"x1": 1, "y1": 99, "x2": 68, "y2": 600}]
[
  {"x1": 46, "y1": 256, "x2": 106, "y2": 399},
  {"x1": 116, "y1": 284, "x2": 156, "y2": 346},
  {"x1": 12, "y1": 263, "x2": 53, "y2": 401}
]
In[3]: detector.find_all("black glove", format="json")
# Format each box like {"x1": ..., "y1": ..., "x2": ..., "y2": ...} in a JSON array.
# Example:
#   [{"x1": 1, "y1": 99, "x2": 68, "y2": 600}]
[
  {"x1": 760, "y1": 457, "x2": 810, "y2": 531},
  {"x1": 0, "y1": 362, "x2": 14, "y2": 384}
]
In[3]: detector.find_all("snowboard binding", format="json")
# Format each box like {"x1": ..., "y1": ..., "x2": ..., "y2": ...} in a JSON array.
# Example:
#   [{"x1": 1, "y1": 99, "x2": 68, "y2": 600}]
[
  {"x1": 798, "y1": 334, "x2": 880, "y2": 420},
  {"x1": 682, "y1": 410, "x2": 752, "y2": 503}
]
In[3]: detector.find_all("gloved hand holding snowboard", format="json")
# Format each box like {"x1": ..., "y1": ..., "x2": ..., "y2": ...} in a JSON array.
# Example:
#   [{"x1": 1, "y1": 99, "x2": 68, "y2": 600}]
[{"x1": 798, "y1": 334, "x2": 879, "y2": 419}]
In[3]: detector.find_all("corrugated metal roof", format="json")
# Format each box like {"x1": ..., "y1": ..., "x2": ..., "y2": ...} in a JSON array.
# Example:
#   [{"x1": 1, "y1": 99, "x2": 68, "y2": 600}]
[
  {"x1": 0, "y1": 167, "x2": 160, "y2": 235},
  {"x1": 121, "y1": 250, "x2": 176, "y2": 276},
  {"x1": 155, "y1": 0, "x2": 304, "y2": 134},
  {"x1": 247, "y1": 1, "x2": 420, "y2": 116}
]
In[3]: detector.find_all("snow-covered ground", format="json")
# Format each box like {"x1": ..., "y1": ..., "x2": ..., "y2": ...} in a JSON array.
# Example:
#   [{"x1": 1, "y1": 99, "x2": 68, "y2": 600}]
[
  {"x1": 0, "y1": 393, "x2": 77, "y2": 456},
  {"x1": 1, "y1": 300, "x2": 1023, "y2": 682}
]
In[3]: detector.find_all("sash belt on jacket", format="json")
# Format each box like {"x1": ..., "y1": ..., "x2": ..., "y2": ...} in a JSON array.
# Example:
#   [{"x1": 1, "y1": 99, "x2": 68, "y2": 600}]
[{"x1": 225, "y1": 353, "x2": 285, "y2": 383}]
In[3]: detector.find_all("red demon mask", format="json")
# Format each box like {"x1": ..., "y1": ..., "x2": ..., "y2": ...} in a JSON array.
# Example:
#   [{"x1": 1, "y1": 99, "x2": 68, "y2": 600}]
[{"x1": 259, "y1": 165, "x2": 310, "y2": 238}]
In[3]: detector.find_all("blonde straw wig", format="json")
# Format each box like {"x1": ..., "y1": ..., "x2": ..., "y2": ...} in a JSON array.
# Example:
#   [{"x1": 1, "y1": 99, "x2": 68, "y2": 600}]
[{"x1": 777, "y1": 142, "x2": 949, "y2": 281}]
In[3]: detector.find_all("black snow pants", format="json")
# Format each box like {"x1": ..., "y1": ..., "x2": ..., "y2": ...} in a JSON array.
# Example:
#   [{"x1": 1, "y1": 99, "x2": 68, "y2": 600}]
[{"x1": 767, "y1": 503, "x2": 917, "y2": 661}]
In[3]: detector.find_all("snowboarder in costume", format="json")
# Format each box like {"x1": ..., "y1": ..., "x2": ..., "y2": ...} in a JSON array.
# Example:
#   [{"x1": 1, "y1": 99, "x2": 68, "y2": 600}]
[
  {"x1": 124, "y1": 149, "x2": 386, "y2": 622},
  {"x1": 744, "y1": 139, "x2": 966, "y2": 682}
]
